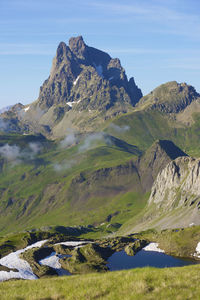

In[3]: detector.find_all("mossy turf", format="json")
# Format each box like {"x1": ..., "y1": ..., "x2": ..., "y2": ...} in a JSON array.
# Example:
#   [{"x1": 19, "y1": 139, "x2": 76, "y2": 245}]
[
  {"x1": 133, "y1": 226, "x2": 200, "y2": 258},
  {"x1": 1, "y1": 265, "x2": 200, "y2": 300},
  {"x1": 0, "y1": 132, "x2": 142, "y2": 234}
]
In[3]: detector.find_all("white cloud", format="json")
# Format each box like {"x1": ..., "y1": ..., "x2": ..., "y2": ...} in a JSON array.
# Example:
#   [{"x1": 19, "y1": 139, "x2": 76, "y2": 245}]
[
  {"x1": 0, "y1": 43, "x2": 55, "y2": 55},
  {"x1": 88, "y1": 1, "x2": 200, "y2": 40},
  {"x1": 60, "y1": 131, "x2": 77, "y2": 148},
  {"x1": 53, "y1": 159, "x2": 75, "y2": 172},
  {"x1": 0, "y1": 142, "x2": 43, "y2": 165},
  {"x1": 109, "y1": 123, "x2": 130, "y2": 133},
  {"x1": 78, "y1": 132, "x2": 112, "y2": 152}
]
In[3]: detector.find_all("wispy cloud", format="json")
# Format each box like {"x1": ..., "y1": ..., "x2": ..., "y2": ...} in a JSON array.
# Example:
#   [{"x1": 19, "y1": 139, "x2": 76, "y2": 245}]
[
  {"x1": 0, "y1": 142, "x2": 42, "y2": 166},
  {"x1": 103, "y1": 48, "x2": 196, "y2": 55},
  {"x1": 88, "y1": 1, "x2": 200, "y2": 39},
  {"x1": 60, "y1": 130, "x2": 78, "y2": 148},
  {"x1": 0, "y1": 43, "x2": 55, "y2": 55},
  {"x1": 89, "y1": 2, "x2": 153, "y2": 16},
  {"x1": 53, "y1": 159, "x2": 76, "y2": 172},
  {"x1": 163, "y1": 57, "x2": 200, "y2": 70},
  {"x1": 89, "y1": 1, "x2": 198, "y2": 21},
  {"x1": 78, "y1": 132, "x2": 112, "y2": 152},
  {"x1": 109, "y1": 123, "x2": 130, "y2": 133}
]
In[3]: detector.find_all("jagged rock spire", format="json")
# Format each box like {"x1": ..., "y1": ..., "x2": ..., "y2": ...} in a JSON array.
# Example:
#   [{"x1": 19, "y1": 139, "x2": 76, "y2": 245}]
[
  {"x1": 37, "y1": 35, "x2": 143, "y2": 110},
  {"x1": 69, "y1": 36, "x2": 87, "y2": 59}
]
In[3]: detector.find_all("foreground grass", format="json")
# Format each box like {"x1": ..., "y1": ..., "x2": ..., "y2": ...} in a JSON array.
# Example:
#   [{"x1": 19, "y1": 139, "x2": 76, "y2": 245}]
[{"x1": 1, "y1": 265, "x2": 200, "y2": 300}]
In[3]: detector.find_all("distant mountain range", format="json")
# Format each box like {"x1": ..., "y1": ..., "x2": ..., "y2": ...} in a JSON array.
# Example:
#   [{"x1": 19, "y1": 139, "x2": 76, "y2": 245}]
[{"x1": 0, "y1": 36, "x2": 200, "y2": 235}]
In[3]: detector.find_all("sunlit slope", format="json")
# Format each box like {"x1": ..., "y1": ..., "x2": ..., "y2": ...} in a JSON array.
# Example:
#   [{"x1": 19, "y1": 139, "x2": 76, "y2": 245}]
[
  {"x1": 0, "y1": 133, "x2": 145, "y2": 234},
  {"x1": 105, "y1": 109, "x2": 200, "y2": 157}
]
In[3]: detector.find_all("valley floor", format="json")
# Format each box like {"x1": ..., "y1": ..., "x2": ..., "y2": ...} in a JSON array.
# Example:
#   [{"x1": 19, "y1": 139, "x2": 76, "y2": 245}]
[{"x1": 1, "y1": 265, "x2": 200, "y2": 300}]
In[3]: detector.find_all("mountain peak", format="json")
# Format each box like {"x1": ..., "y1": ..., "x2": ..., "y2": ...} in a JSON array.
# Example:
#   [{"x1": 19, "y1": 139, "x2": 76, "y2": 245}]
[
  {"x1": 37, "y1": 36, "x2": 142, "y2": 111},
  {"x1": 69, "y1": 35, "x2": 86, "y2": 59},
  {"x1": 138, "y1": 139, "x2": 187, "y2": 192},
  {"x1": 138, "y1": 81, "x2": 200, "y2": 113},
  {"x1": 56, "y1": 41, "x2": 69, "y2": 63},
  {"x1": 8, "y1": 36, "x2": 142, "y2": 137}
]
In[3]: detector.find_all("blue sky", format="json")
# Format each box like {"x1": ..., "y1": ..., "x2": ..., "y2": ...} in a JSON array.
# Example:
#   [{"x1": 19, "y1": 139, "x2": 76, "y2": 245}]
[{"x1": 0, "y1": 0, "x2": 200, "y2": 108}]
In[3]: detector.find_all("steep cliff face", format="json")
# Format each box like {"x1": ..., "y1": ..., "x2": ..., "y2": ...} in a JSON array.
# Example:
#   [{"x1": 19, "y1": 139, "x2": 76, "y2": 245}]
[
  {"x1": 137, "y1": 140, "x2": 187, "y2": 192},
  {"x1": 127, "y1": 156, "x2": 200, "y2": 232},
  {"x1": 38, "y1": 36, "x2": 142, "y2": 111},
  {"x1": 149, "y1": 156, "x2": 200, "y2": 210}
]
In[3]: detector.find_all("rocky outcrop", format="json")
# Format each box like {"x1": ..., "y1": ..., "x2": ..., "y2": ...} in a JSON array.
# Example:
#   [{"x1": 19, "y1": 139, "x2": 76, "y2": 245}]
[
  {"x1": 137, "y1": 81, "x2": 200, "y2": 113},
  {"x1": 137, "y1": 139, "x2": 187, "y2": 192},
  {"x1": 124, "y1": 240, "x2": 148, "y2": 256},
  {"x1": 4, "y1": 36, "x2": 142, "y2": 138},
  {"x1": 38, "y1": 35, "x2": 142, "y2": 110},
  {"x1": 127, "y1": 155, "x2": 200, "y2": 232},
  {"x1": 149, "y1": 156, "x2": 200, "y2": 211}
]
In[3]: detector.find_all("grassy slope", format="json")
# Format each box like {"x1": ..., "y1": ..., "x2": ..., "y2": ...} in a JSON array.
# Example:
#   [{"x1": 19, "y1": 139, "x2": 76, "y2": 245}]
[
  {"x1": 105, "y1": 110, "x2": 200, "y2": 157},
  {"x1": 0, "y1": 133, "x2": 145, "y2": 234},
  {"x1": 2, "y1": 108, "x2": 200, "y2": 234},
  {"x1": 0, "y1": 265, "x2": 200, "y2": 300}
]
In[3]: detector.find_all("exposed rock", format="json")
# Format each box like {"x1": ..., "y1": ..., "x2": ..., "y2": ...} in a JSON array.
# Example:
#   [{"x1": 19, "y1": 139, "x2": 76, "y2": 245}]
[
  {"x1": 4, "y1": 36, "x2": 142, "y2": 138},
  {"x1": 38, "y1": 35, "x2": 142, "y2": 112},
  {"x1": 53, "y1": 244, "x2": 73, "y2": 255},
  {"x1": 98, "y1": 236, "x2": 136, "y2": 252},
  {"x1": 133, "y1": 156, "x2": 200, "y2": 230},
  {"x1": 149, "y1": 156, "x2": 200, "y2": 209},
  {"x1": 67, "y1": 139, "x2": 187, "y2": 210},
  {"x1": 137, "y1": 139, "x2": 188, "y2": 192},
  {"x1": 137, "y1": 81, "x2": 200, "y2": 113},
  {"x1": 124, "y1": 239, "x2": 148, "y2": 256},
  {"x1": 21, "y1": 247, "x2": 57, "y2": 277},
  {"x1": 0, "y1": 264, "x2": 18, "y2": 272},
  {"x1": 60, "y1": 243, "x2": 113, "y2": 274}
]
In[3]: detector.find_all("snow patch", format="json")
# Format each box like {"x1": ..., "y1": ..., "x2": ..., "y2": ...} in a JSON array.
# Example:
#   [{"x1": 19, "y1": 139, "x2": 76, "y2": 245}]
[
  {"x1": 39, "y1": 252, "x2": 71, "y2": 276},
  {"x1": 0, "y1": 240, "x2": 47, "y2": 282},
  {"x1": 66, "y1": 102, "x2": 74, "y2": 107},
  {"x1": 196, "y1": 242, "x2": 200, "y2": 253},
  {"x1": 55, "y1": 241, "x2": 91, "y2": 247},
  {"x1": 24, "y1": 106, "x2": 30, "y2": 112},
  {"x1": 194, "y1": 242, "x2": 200, "y2": 258},
  {"x1": 66, "y1": 100, "x2": 81, "y2": 107},
  {"x1": 39, "y1": 252, "x2": 61, "y2": 269},
  {"x1": 143, "y1": 243, "x2": 165, "y2": 253},
  {"x1": 73, "y1": 75, "x2": 80, "y2": 86}
]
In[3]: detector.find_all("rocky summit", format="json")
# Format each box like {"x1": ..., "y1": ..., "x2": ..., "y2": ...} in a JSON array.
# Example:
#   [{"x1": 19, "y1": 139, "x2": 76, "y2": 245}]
[
  {"x1": 3, "y1": 36, "x2": 142, "y2": 138},
  {"x1": 38, "y1": 36, "x2": 142, "y2": 109},
  {"x1": 137, "y1": 81, "x2": 200, "y2": 113}
]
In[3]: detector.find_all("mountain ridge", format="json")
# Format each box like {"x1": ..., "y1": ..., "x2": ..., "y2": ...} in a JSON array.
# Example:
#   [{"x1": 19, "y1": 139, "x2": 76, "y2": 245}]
[
  {"x1": 137, "y1": 81, "x2": 200, "y2": 113},
  {"x1": 0, "y1": 36, "x2": 200, "y2": 235},
  {"x1": 15, "y1": 36, "x2": 142, "y2": 138}
]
